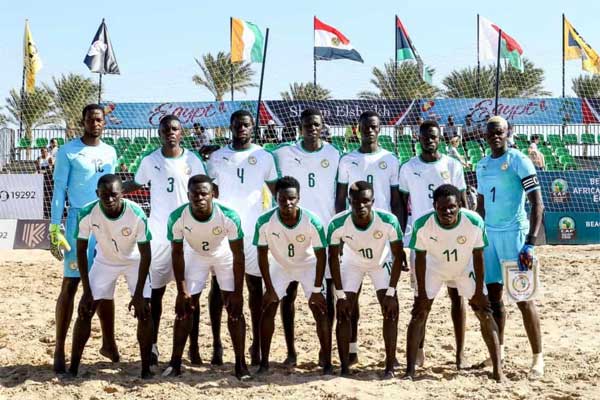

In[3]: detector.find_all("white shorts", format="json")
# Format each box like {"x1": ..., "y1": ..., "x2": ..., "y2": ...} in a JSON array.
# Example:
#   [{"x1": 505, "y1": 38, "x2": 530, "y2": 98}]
[
  {"x1": 244, "y1": 242, "x2": 261, "y2": 277},
  {"x1": 185, "y1": 251, "x2": 234, "y2": 295},
  {"x1": 341, "y1": 261, "x2": 390, "y2": 293},
  {"x1": 89, "y1": 261, "x2": 151, "y2": 300},
  {"x1": 268, "y1": 262, "x2": 325, "y2": 300},
  {"x1": 149, "y1": 241, "x2": 174, "y2": 289},
  {"x1": 409, "y1": 250, "x2": 457, "y2": 290},
  {"x1": 414, "y1": 268, "x2": 487, "y2": 300}
]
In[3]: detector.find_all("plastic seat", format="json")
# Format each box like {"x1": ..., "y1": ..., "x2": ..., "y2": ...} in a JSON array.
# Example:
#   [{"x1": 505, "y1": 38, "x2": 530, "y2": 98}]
[
  {"x1": 35, "y1": 138, "x2": 48, "y2": 148},
  {"x1": 56, "y1": 137, "x2": 65, "y2": 146},
  {"x1": 555, "y1": 147, "x2": 570, "y2": 158},
  {"x1": 18, "y1": 137, "x2": 32, "y2": 148},
  {"x1": 547, "y1": 135, "x2": 562, "y2": 147},
  {"x1": 562, "y1": 134, "x2": 578, "y2": 145},
  {"x1": 103, "y1": 137, "x2": 115, "y2": 146},
  {"x1": 581, "y1": 133, "x2": 596, "y2": 144}
]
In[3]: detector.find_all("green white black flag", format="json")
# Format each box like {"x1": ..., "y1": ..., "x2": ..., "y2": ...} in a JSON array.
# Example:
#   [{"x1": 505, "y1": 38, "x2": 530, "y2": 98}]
[{"x1": 84, "y1": 19, "x2": 120, "y2": 74}]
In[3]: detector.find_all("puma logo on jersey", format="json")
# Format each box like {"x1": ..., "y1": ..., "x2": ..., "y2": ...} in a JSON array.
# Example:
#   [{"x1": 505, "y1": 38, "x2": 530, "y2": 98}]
[
  {"x1": 111, "y1": 238, "x2": 119, "y2": 252},
  {"x1": 344, "y1": 235, "x2": 354, "y2": 241},
  {"x1": 154, "y1": 165, "x2": 161, "y2": 171},
  {"x1": 413, "y1": 172, "x2": 422, "y2": 177},
  {"x1": 92, "y1": 223, "x2": 100, "y2": 229},
  {"x1": 184, "y1": 226, "x2": 192, "y2": 232},
  {"x1": 351, "y1": 161, "x2": 359, "y2": 166},
  {"x1": 223, "y1": 157, "x2": 230, "y2": 161},
  {"x1": 272, "y1": 232, "x2": 280, "y2": 239},
  {"x1": 294, "y1": 158, "x2": 302, "y2": 165},
  {"x1": 429, "y1": 236, "x2": 438, "y2": 242}
]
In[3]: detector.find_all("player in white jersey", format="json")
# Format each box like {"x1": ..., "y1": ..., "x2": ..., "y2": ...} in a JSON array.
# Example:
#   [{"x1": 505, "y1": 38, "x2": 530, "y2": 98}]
[
  {"x1": 398, "y1": 119, "x2": 468, "y2": 369},
  {"x1": 124, "y1": 115, "x2": 206, "y2": 366},
  {"x1": 404, "y1": 184, "x2": 503, "y2": 382},
  {"x1": 69, "y1": 175, "x2": 153, "y2": 379},
  {"x1": 207, "y1": 110, "x2": 278, "y2": 365},
  {"x1": 254, "y1": 177, "x2": 332, "y2": 375},
  {"x1": 335, "y1": 110, "x2": 401, "y2": 365},
  {"x1": 271, "y1": 108, "x2": 340, "y2": 366},
  {"x1": 328, "y1": 181, "x2": 407, "y2": 377},
  {"x1": 161, "y1": 175, "x2": 250, "y2": 380}
]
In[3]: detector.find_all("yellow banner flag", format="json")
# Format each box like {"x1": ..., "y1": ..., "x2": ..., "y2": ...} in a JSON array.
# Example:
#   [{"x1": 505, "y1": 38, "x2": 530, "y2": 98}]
[
  {"x1": 24, "y1": 20, "x2": 42, "y2": 93},
  {"x1": 564, "y1": 16, "x2": 600, "y2": 74}
]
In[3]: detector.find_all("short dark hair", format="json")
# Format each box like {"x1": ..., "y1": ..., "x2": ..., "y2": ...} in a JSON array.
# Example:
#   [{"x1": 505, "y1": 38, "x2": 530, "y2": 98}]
[
  {"x1": 159, "y1": 114, "x2": 181, "y2": 128},
  {"x1": 193, "y1": 122, "x2": 200, "y2": 128},
  {"x1": 531, "y1": 134, "x2": 540, "y2": 141},
  {"x1": 300, "y1": 108, "x2": 322, "y2": 122},
  {"x1": 433, "y1": 184, "x2": 460, "y2": 203},
  {"x1": 275, "y1": 176, "x2": 300, "y2": 194},
  {"x1": 348, "y1": 180, "x2": 373, "y2": 198},
  {"x1": 82, "y1": 104, "x2": 104, "y2": 119},
  {"x1": 359, "y1": 111, "x2": 380, "y2": 125},
  {"x1": 188, "y1": 174, "x2": 214, "y2": 190},
  {"x1": 419, "y1": 120, "x2": 440, "y2": 136},
  {"x1": 97, "y1": 173, "x2": 122, "y2": 189},
  {"x1": 230, "y1": 109, "x2": 254, "y2": 125}
]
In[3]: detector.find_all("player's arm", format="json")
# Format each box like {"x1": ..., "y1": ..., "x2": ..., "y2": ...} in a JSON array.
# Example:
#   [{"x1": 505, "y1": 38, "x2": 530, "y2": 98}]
[
  {"x1": 335, "y1": 183, "x2": 348, "y2": 213},
  {"x1": 518, "y1": 159, "x2": 544, "y2": 269},
  {"x1": 476, "y1": 194, "x2": 485, "y2": 219},
  {"x1": 227, "y1": 239, "x2": 245, "y2": 318},
  {"x1": 129, "y1": 242, "x2": 152, "y2": 320},
  {"x1": 258, "y1": 245, "x2": 277, "y2": 306},
  {"x1": 390, "y1": 188, "x2": 402, "y2": 221},
  {"x1": 172, "y1": 241, "x2": 193, "y2": 319},
  {"x1": 310, "y1": 248, "x2": 327, "y2": 314},
  {"x1": 469, "y1": 248, "x2": 490, "y2": 309},
  {"x1": 389, "y1": 241, "x2": 405, "y2": 289},
  {"x1": 414, "y1": 251, "x2": 428, "y2": 300},
  {"x1": 398, "y1": 191, "x2": 410, "y2": 233},
  {"x1": 328, "y1": 243, "x2": 350, "y2": 318},
  {"x1": 123, "y1": 156, "x2": 148, "y2": 194},
  {"x1": 49, "y1": 149, "x2": 71, "y2": 259},
  {"x1": 526, "y1": 189, "x2": 544, "y2": 244},
  {"x1": 122, "y1": 180, "x2": 143, "y2": 194}
]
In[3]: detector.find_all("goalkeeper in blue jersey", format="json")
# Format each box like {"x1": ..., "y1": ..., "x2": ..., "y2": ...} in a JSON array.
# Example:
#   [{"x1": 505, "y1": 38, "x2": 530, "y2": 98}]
[
  {"x1": 49, "y1": 104, "x2": 119, "y2": 374},
  {"x1": 475, "y1": 116, "x2": 545, "y2": 379}
]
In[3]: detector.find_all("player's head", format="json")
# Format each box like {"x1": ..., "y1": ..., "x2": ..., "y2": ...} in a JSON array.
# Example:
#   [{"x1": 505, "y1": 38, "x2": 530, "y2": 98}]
[
  {"x1": 433, "y1": 184, "x2": 461, "y2": 227},
  {"x1": 486, "y1": 116, "x2": 508, "y2": 152},
  {"x1": 187, "y1": 174, "x2": 215, "y2": 215},
  {"x1": 81, "y1": 104, "x2": 105, "y2": 139},
  {"x1": 348, "y1": 180, "x2": 374, "y2": 219},
  {"x1": 275, "y1": 176, "x2": 300, "y2": 217},
  {"x1": 159, "y1": 114, "x2": 183, "y2": 149},
  {"x1": 358, "y1": 111, "x2": 380, "y2": 145},
  {"x1": 419, "y1": 120, "x2": 441, "y2": 154},
  {"x1": 96, "y1": 174, "x2": 124, "y2": 215},
  {"x1": 230, "y1": 110, "x2": 254, "y2": 145},
  {"x1": 300, "y1": 108, "x2": 323, "y2": 146}
]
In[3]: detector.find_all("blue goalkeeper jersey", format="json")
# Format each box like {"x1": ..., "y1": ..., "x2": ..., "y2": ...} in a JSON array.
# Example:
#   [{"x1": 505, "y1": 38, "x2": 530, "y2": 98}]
[{"x1": 51, "y1": 138, "x2": 117, "y2": 224}]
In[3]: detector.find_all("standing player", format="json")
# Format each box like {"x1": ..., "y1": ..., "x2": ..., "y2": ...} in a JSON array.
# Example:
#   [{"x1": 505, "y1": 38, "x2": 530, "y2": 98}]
[
  {"x1": 476, "y1": 116, "x2": 545, "y2": 378},
  {"x1": 50, "y1": 104, "x2": 119, "y2": 374},
  {"x1": 335, "y1": 110, "x2": 401, "y2": 364},
  {"x1": 404, "y1": 184, "x2": 503, "y2": 382},
  {"x1": 254, "y1": 176, "x2": 332, "y2": 374},
  {"x1": 69, "y1": 175, "x2": 153, "y2": 378},
  {"x1": 328, "y1": 181, "x2": 407, "y2": 377},
  {"x1": 162, "y1": 175, "x2": 250, "y2": 380},
  {"x1": 207, "y1": 110, "x2": 278, "y2": 365},
  {"x1": 271, "y1": 108, "x2": 340, "y2": 366},
  {"x1": 398, "y1": 120, "x2": 468, "y2": 369},
  {"x1": 124, "y1": 114, "x2": 206, "y2": 365}
]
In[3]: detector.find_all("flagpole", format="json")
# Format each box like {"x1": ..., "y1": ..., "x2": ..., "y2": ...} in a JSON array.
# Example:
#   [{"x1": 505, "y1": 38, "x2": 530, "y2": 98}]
[
  {"x1": 562, "y1": 13, "x2": 565, "y2": 98},
  {"x1": 313, "y1": 16, "x2": 317, "y2": 87},
  {"x1": 494, "y1": 29, "x2": 502, "y2": 115},
  {"x1": 19, "y1": 21, "x2": 27, "y2": 141},
  {"x1": 230, "y1": 17, "x2": 234, "y2": 101},
  {"x1": 477, "y1": 14, "x2": 480, "y2": 98},
  {"x1": 98, "y1": 73, "x2": 102, "y2": 104},
  {"x1": 255, "y1": 28, "x2": 269, "y2": 142},
  {"x1": 394, "y1": 15, "x2": 398, "y2": 76}
]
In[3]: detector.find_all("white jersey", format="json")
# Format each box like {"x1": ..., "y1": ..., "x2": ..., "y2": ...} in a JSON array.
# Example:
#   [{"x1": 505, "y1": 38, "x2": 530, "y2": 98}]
[
  {"x1": 337, "y1": 148, "x2": 399, "y2": 212},
  {"x1": 207, "y1": 143, "x2": 278, "y2": 236},
  {"x1": 76, "y1": 199, "x2": 151, "y2": 267},
  {"x1": 272, "y1": 140, "x2": 340, "y2": 224},
  {"x1": 167, "y1": 201, "x2": 243, "y2": 262},
  {"x1": 253, "y1": 207, "x2": 326, "y2": 269},
  {"x1": 134, "y1": 148, "x2": 206, "y2": 243},
  {"x1": 327, "y1": 208, "x2": 402, "y2": 268},
  {"x1": 409, "y1": 209, "x2": 487, "y2": 279}
]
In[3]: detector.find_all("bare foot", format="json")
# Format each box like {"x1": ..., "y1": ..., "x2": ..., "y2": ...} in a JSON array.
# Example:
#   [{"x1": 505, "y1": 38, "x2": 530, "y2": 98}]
[
  {"x1": 283, "y1": 353, "x2": 297, "y2": 367},
  {"x1": 349, "y1": 353, "x2": 359, "y2": 366},
  {"x1": 99, "y1": 346, "x2": 120, "y2": 362},
  {"x1": 322, "y1": 364, "x2": 334, "y2": 375},
  {"x1": 53, "y1": 350, "x2": 66, "y2": 374},
  {"x1": 383, "y1": 369, "x2": 396, "y2": 379},
  {"x1": 188, "y1": 348, "x2": 203, "y2": 366},
  {"x1": 141, "y1": 369, "x2": 155, "y2": 380},
  {"x1": 211, "y1": 345, "x2": 223, "y2": 366},
  {"x1": 161, "y1": 365, "x2": 181, "y2": 377}
]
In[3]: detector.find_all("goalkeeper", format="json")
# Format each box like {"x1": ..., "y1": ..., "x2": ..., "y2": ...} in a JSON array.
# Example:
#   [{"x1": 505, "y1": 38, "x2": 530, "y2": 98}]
[{"x1": 50, "y1": 104, "x2": 120, "y2": 374}]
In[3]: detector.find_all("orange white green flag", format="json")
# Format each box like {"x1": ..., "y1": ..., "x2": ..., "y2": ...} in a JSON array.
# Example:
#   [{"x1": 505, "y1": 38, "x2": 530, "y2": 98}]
[{"x1": 231, "y1": 18, "x2": 265, "y2": 63}]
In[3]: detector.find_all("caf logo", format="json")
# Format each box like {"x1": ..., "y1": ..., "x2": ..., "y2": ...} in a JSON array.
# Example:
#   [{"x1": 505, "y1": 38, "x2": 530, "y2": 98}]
[
  {"x1": 296, "y1": 234, "x2": 305, "y2": 243},
  {"x1": 558, "y1": 216, "x2": 576, "y2": 240},
  {"x1": 212, "y1": 226, "x2": 223, "y2": 236},
  {"x1": 501, "y1": 162, "x2": 509, "y2": 171},
  {"x1": 373, "y1": 230, "x2": 384, "y2": 239},
  {"x1": 321, "y1": 159, "x2": 330, "y2": 168},
  {"x1": 551, "y1": 179, "x2": 569, "y2": 204},
  {"x1": 379, "y1": 161, "x2": 387, "y2": 170},
  {"x1": 456, "y1": 235, "x2": 467, "y2": 244},
  {"x1": 121, "y1": 227, "x2": 132, "y2": 237},
  {"x1": 441, "y1": 171, "x2": 450, "y2": 180},
  {"x1": 248, "y1": 156, "x2": 257, "y2": 165}
]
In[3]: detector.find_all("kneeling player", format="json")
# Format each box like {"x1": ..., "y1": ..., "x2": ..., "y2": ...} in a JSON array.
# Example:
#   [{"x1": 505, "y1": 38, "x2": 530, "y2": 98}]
[
  {"x1": 328, "y1": 181, "x2": 407, "y2": 378},
  {"x1": 69, "y1": 174, "x2": 153, "y2": 378},
  {"x1": 404, "y1": 184, "x2": 503, "y2": 382},
  {"x1": 162, "y1": 175, "x2": 250, "y2": 380},
  {"x1": 254, "y1": 176, "x2": 332, "y2": 375}
]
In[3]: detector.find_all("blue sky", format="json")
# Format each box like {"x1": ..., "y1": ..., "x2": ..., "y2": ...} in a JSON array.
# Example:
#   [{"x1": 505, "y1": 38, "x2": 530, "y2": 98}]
[{"x1": 0, "y1": 0, "x2": 598, "y2": 104}]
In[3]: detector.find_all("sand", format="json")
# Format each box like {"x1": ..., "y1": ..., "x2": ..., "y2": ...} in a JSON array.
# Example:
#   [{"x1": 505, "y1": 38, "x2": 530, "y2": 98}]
[{"x1": 0, "y1": 246, "x2": 599, "y2": 399}]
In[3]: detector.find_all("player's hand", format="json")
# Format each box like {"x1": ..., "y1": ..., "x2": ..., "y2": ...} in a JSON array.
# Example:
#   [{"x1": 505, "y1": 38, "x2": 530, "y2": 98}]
[
  {"x1": 128, "y1": 294, "x2": 150, "y2": 321},
  {"x1": 49, "y1": 223, "x2": 71, "y2": 261},
  {"x1": 382, "y1": 295, "x2": 399, "y2": 320},
  {"x1": 262, "y1": 289, "x2": 279, "y2": 310},
  {"x1": 336, "y1": 298, "x2": 352, "y2": 320},
  {"x1": 518, "y1": 244, "x2": 535, "y2": 271},
  {"x1": 399, "y1": 251, "x2": 409, "y2": 272},
  {"x1": 225, "y1": 291, "x2": 244, "y2": 320},
  {"x1": 309, "y1": 292, "x2": 327, "y2": 315},
  {"x1": 469, "y1": 291, "x2": 490, "y2": 311},
  {"x1": 175, "y1": 292, "x2": 194, "y2": 320},
  {"x1": 412, "y1": 292, "x2": 430, "y2": 315},
  {"x1": 78, "y1": 291, "x2": 95, "y2": 318}
]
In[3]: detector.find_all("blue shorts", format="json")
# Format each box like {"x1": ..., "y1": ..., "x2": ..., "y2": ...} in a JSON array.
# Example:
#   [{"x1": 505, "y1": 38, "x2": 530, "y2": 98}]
[
  {"x1": 63, "y1": 208, "x2": 97, "y2": 278},
  {"x1": 483, "y1": 229, "x2": 527, "y2": 285}
]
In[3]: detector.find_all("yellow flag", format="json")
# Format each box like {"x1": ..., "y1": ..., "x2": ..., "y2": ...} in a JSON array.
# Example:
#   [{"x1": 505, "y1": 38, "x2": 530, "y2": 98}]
[
  {"x1": 564, "y1": 16, "x2": 600, "y2": 74},
  {"x1": 24, "y1": 20, "x2": 42, "y2": 93}
]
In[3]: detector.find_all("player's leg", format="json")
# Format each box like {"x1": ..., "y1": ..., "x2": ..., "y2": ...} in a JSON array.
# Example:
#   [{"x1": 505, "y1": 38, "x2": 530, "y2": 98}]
[
  {"x1": 409, "y1": 250, "x2": 426, "y2": 367},
  {"x1": 404, "y1": 296, "x2": 433, "y2": 379},
  {"x1": 68, "y1": 300, "x2": 100, "y2": 376},
  {"x1": 280, "y1": 281, "x2": 298, "y2": 366},
  {"x1": 245, "y1": 273, "x2": 263, "y2": 366},
  {"x1": 208, "y1": 275, "x2": 223, "y2": 365},
  {"x1": 336, "y1": 292, "x2": 357, "y2": 376},
  {"x1": 323, "y1": 278, "x2": 335, "y2": 367},
  {"x1": 349, "y1": 283, "x2": 362, "y2": 366},
  {"x1": 189, "y1": 296, "x2": 203, "y2": 365},
  {"x1": 148, "y1": 243, "x2": 173, "y2": 365},
  {"x1": 163, "y1": 294, "x2": 199, "y2": 376},
  {"x1": 370, "y1": 265, "x2": 399, "y2": 377},
  {"x1": 150, "y1": 286, "x2": 167, "y2": 364},
  {"x1": 447, "y1": 285, "x2": 466, "y2": 369},
  {"x1": 137, "y1": 298, "x2": 154, "y2": 379},
  {"x1": 54, "y1": 277, "x2": 79, "y2": 374}
]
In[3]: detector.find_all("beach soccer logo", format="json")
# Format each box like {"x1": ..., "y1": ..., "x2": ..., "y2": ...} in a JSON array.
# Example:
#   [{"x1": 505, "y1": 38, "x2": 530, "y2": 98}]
[
  {"x1": 558, "y1": 216, "x2": 576, "y2": 240},
  {"x1": 510, "y1": 271, "x2": 532, "y2": 297},
  {"x1": 551, "y1": 179, "x2": 569, "y2": 204}
]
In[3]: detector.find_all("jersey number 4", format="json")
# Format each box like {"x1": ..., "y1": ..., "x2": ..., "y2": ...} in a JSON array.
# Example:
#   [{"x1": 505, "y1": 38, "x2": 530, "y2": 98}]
[{"x1": 237, "y1": 168, "x2": 245, "y2": 184}]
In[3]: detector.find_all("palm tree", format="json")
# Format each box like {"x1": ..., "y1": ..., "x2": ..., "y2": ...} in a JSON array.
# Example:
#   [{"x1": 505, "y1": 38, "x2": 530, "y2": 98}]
[
  {"x1": 501, "y1": 58, "x2": 550, "y2": 97},
  {"x1": 5, "y1": 87, "x2": 55, "y2": 140},
  {"x1": 442, "y1": 66, "x2": 496, "y2": 98},
  {"x1": 357, "y1": 61, "x2": 440, "y2": 100},
  {"x1": 280, "y1": 82, "x2": 332, "y2": 101},
  {"x1": 192, "y1": 51, "x2": 256, "y2": 100},
  {"x1": 45, "y1": 73, "x2": 100, "y2": 138},
  {"x1": 571, "y1": 74, "x2": 600, "y2": 98}
]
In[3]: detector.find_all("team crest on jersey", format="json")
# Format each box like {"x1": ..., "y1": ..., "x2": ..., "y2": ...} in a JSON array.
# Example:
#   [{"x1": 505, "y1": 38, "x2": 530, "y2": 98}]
[
  {"x1": 248, "y1": 156, "x2": 257, "y2": 165},
  {"x1": 321, "y1": 159, "x2": 330, "y2": 168},
  {"x1": 501, "y1": 162, "x2": 509, "y2": 171},
  {"x1": 182, "y1": 164, "x2": 192, "y2": 175},
  {"x1": 373, "y1": 230, "x2": 384, "y2": 239},
  {"x1": 456, "y1": 235, "x2": 467, "y2": 244},
  {"x1": 69, "y1": 261, "x2": 78, "y2": 270},
  {"x1": 296, "y1": 234, "x2": 306, "y2": 243},
  {"x1": 212, "y1": 226, "x2": 223, "y2": 236},
  {"x1": 441, "y1": 171, "x2": 450, "y2": 180},
  {"x1": 379, "y1": 161, "x2": 387, "y2": 170},
  {"x1": 121, "y1": 227, "x2": 132, "y2": 237}
]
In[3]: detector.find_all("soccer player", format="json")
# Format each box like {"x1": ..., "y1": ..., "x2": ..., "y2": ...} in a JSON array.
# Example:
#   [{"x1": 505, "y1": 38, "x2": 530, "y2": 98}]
[
  {"x1": 207, "y1": 110, "x2": 278, "y2": 365},
  {"x1": 476, "y1": 116, "x2": 545, "y2": 378},
  {"x1": 69, "y1": 174, "x2": 153, "y2": 378},
  {"x1": 254, "y1": 176, "x2": 332, "y2": 375},
  {"x1": 162, "y1": 175, "x2": 250, "y2": 380},
  {"x1": 328, "y1": 181, "x2": 407, "y2": 377},
  {"x1": 398, "y1": 120, "x2": 468, "y2": 369},
  {"x1": 335, "y1": 110, "x2": 401, "y2": 364},
  {"x1": 50, "y1": 104, "x2": 119, "y2": 374},
  {"x1": 271, "y1": 108, "x2": 340, "y2": 366},
  {"x1": 404, "y1": 184, "x2": 503, "y2": 382},
  {"x1": 124, "y1": 114, "x2": 206, "y2": 365}
]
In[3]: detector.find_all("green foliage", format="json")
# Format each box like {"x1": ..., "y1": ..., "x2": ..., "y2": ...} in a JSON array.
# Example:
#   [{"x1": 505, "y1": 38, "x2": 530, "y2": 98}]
[
  {"x1": 358, "y1": 60, "x2": 440, "y2": 100},
  {"x1": 281, "y1": 82, "x2": 332, "y2": 101},
  {"x1": 192, "y1": 51, "x2": 257, "y2": 101}
]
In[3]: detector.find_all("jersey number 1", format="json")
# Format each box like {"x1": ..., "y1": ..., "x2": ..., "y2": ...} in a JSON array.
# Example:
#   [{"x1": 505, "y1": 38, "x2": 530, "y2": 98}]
[{"x1": 443, "y1": 248, "x2": 458, "y2": 262}]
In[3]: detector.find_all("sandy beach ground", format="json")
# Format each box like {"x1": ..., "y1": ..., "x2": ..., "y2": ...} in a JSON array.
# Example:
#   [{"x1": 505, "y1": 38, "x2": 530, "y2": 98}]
[{"x1": 0, "y1": 246, "x2": 599, "y2": 399}]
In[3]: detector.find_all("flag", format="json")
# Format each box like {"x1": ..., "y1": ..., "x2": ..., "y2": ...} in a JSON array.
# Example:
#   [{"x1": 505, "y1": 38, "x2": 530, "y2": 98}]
[
  {"x1": 231, "y1": 18, "x2": 265, "y2": 63},
  {"x1": 314, "y1": 17, "x2": 363, "y2": 63},
  {"x1": 564, "y1": 16, "x2": 600, "y2": 75},
  {"x1": 84, "y1": 19, "x2": 120, "y2": 74},
  {"x1": 395, "y1": 16, "x2": 432, "y2": 84},
  {"x1": 479, "y1": 16, "x2": 524, "y2": 72},
  {"x1": 23, "y1": 20, "x2": 42, "y2": 93}
]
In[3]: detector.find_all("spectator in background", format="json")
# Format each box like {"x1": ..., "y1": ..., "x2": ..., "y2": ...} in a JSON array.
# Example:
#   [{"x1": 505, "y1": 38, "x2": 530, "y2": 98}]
[
  {"x1": 320, "y1": 123, "x2": 331, "y2": 142},
  {"x1": 36, "y1": 147, "x2": 54, "y2": 173},
  {"x1": 345, "y1": 120, "x2": 360, "y2": 143},
  {"x1": 282, "y1": 122, "x2": 298, "y2": 143},
  {"x1": 49, "y1": 138, "x2": 59, "y2": 157},
  {"x1": 119, "y1": 162, "x2": 129, "y2": 173},
  {"x1": 411, "y1": 116, "x2": 424, "y2": 142},
  {"x1": 444, "y1": 115, "x2": 458, "y2": 142},
  {"x1": 192, "y1": 123, "x2": 210, "y2": 151},
  {"x1": 263, "y1": 120, "x2": 279, "y2": 144},
  {"x1": 447, "y1": 135, "x2": 471, "y2": 169},
  {"x1": 528, "y1": 143, "x2": 545, "y2": 170},
  {"x1": 507, "y1": 122, "x2": 516, "y2": 148},
  {"x1": 462, "y1": 115, "x2": 478, "y2": 142},
  {"x1": 530, "y1": 134, "x2": 542, "y2": 146}
]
